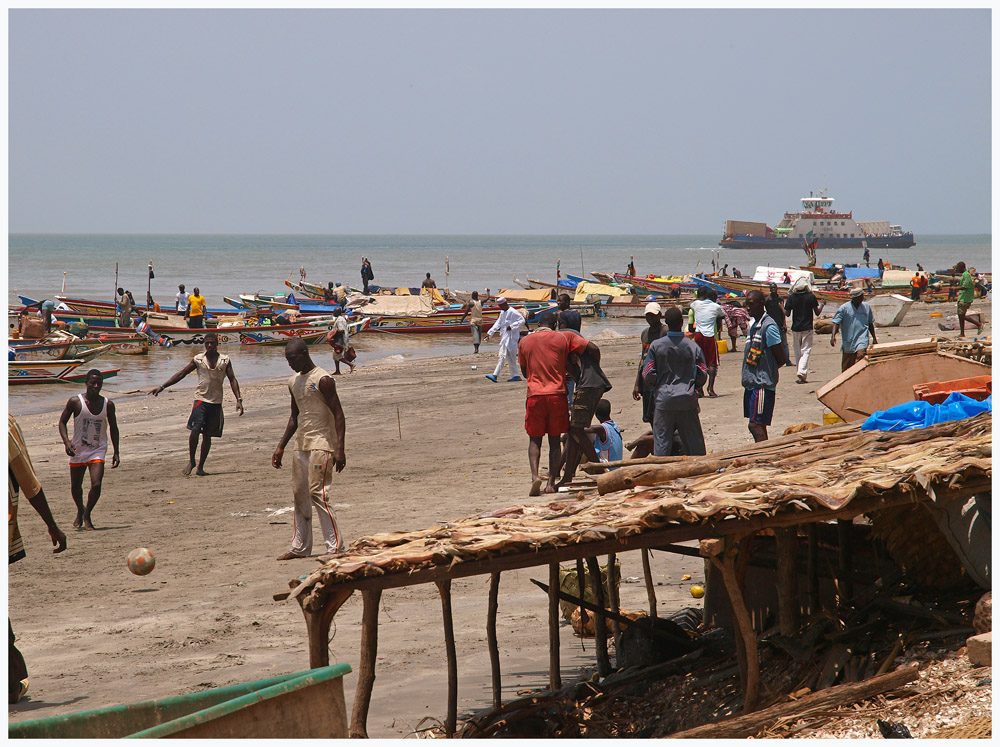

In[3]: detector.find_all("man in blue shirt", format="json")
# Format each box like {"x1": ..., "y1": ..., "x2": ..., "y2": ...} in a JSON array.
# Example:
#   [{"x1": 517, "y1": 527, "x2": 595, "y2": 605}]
[
  {"x1": 643, "y1": 306, "x2": 708, "y2": 456},
  {"x1": 830, "y1": 288, "x2": 877, "y2": 372},
  {"x1": 742, "y1": 290, "x2": 787, "y2": 442}
]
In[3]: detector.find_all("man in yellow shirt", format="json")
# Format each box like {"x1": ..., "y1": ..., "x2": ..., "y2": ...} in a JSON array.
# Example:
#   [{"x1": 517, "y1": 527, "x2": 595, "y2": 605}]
[{"x1": 185, "y1": 287, "x2": 207, "y2": 329}]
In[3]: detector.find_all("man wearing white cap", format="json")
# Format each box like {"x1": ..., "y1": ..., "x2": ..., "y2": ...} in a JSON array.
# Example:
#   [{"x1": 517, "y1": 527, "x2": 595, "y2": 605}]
[
  {"x1": 484, "y1": 297, "x2": 526, "y2": 382},
  {"x1": 830, "y1": 287, "x2": 877, "y2": 372}
]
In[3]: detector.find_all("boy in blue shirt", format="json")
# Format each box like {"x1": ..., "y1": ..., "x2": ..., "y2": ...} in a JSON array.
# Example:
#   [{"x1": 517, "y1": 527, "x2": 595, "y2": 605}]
[{"x1": 586, "y1": 399, "x2": 623, "y2": 466}]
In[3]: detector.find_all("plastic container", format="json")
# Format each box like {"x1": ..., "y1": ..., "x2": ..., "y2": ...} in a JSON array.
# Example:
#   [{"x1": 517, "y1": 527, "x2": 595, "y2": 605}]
[
  {"x1": 913, "y1": 376, "x2": 992, "y2": 405},
  {"x1": 716, "y1": 338, "x2": 729, "y2": 355}
]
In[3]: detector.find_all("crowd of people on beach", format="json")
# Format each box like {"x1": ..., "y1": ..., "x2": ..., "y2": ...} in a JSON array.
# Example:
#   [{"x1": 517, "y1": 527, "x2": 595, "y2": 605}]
[{"x1": 8, "y1": 254, "x2": 987, "y2": 705}]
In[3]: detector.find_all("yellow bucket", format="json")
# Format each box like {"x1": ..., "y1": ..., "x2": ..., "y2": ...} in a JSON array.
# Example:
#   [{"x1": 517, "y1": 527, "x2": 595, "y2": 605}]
[
  {"x1": 823, "y1": 412, "x2": 845, "y2": 425},
  {"x1": 716, "y1": 338, "x2": 728, "y2": 355},
  {"x1": 929, "y1": 312, "x2": 943, "y2": 318}
]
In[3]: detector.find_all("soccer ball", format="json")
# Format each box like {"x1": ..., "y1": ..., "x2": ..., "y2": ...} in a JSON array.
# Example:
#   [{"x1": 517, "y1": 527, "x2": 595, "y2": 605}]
[{"x1": 127, "y1": 547, "x2": 156, "y2": 576}]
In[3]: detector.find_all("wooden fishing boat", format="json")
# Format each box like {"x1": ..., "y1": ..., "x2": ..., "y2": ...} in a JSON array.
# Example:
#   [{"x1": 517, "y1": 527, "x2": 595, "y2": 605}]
[
  {"x1": 236, "y1": 325, "x2": 352, "y2": 347},
  {"x1": 600, "y1": 296, "x2": 694, "y2": 317},
  {"x1": 108, "y1": 341, "x2": 150, "y2": 355},
  {"x1": 9, "y1": 342, "x2": 115, "y2": 363},
  {"x1": 9, "y1": 360, "x2": 120, "y2": 385},
  {"x1": 8, "y1": 664, "x2": 351, "y2": 739},
  {"x1": 49, "y1": 295, "x2": 239, "y2": 319},
  {"x1": 79, "y1": 316, "x2": 371, "y2": 346},
  {"x1": 799, "y1": 265, "x2": 836, "y2": 279},
  {"x1": 816, "y1": 339, "x2": 991, "y2": 421}
]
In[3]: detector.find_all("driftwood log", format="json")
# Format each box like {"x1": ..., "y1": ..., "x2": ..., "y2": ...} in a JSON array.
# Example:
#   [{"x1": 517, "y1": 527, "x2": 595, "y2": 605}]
[
  {"x1": 596, "y1": 459, "x2": 729, "y2": 495},
  {"x1": 667, "y1": 665, "x2": 919, "y2": 739}
]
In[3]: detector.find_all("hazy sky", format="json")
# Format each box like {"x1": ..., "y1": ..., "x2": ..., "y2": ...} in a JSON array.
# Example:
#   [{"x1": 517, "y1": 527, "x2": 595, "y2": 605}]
[{"x1": 8, "y1": 9, "x2": 991, "y2": 235}]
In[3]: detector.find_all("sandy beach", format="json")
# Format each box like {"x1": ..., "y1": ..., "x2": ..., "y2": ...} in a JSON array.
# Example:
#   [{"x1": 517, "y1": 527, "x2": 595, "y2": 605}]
[{"x1": 8, "y1": 302, "x2": 989, "y2": 736}]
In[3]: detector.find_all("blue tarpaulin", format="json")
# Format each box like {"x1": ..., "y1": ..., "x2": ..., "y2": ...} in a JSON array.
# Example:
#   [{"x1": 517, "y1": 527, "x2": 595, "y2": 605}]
[
  {"x1": 843, "y1": 267, "x2": 881, "y2": 280},
  {"x1": 861, "y1": 392, "x2": 992, "y2": 432}
]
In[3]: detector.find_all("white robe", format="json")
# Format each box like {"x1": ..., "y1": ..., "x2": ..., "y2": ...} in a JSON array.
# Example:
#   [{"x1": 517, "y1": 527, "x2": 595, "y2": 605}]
[{"x1": 487, "y1": 308, "x2": 526, "y2": 353}]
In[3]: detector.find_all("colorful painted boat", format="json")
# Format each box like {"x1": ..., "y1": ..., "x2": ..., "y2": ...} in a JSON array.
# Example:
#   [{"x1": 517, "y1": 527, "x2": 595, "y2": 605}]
[
  {"x1": 49, "y1": 295, "x2": 239, "y2": 319},
  {"x1": 9, "y1": 360, "x2": 120, "y2": 385},
  {"x1": 9, "y1": 342, "x2": 115, "y2": 363}
]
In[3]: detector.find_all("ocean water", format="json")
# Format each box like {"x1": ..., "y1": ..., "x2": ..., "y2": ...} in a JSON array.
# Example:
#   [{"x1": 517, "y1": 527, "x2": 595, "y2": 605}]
[{"x1": 7, "y1": 233, "x2": 991, "y2": 414}]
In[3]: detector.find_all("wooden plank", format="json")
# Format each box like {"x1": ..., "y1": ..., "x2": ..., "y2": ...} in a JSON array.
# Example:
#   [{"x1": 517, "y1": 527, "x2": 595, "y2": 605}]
[
  {"x1": 436, "y1": 580, "x2": 458, "y2": 738},
  {"x1": 606, "y1": 553, "x2": 621, "y2": 646},
  {"x1": 667, "y1": 666, "x2": 920, "y2": 739},
  {"x1": 547, "y1": 563, "x2": 561, "y2": 691},
  {"x1": 586, "y1": 556, "x2": 612, "y2": 677},
  {"x1": 775, "y1": 528, "x2": 799, "y2": 636},
  {"x1": 349, "y1": 588, "x2": 381, "y2": 738},
  {"x1": 641, "y1": 548, "x2": 657, "y2": 618},
  {"x1": 837, "y1": 519, "x2": 854, "y2": 604},
  {"x1": 596, "y1": 459, "x2": 730, "y2": 495},
  {"x1": 575, "y1": 557, "x2": 589, "y2": 629},
  {"x1": 487, "y1": 573, "x2": 502, "y2": 709},
  {"x1": 708, "y1": 537, "x2": 759, "y2": 712}
]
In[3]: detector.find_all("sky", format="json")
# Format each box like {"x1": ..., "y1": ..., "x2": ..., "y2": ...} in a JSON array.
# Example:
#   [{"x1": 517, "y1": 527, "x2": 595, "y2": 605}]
[{"x1": 7, "y1": 9, "x2": 992, "y2": 235}]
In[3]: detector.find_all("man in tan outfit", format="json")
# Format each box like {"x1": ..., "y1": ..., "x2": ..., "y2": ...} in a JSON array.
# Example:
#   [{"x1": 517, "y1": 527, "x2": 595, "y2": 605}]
[{"x1": 272, "y1": 339, "x2": 347, "y2": 560}]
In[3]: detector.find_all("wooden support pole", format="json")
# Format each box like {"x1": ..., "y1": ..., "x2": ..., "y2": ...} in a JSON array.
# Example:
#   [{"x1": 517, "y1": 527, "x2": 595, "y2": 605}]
[
  {"x1": 702, "y1": 537, "x2": 759, "y2": 713},
  {"x1": 547, "y1": 563, "x2": 561, "y2": 691},
  {"x1": 487, "y1": 573, "x2": 502, "y2": 709},
  {"x1": 775, "y1": 528, "x2": 799, "y2": 637},
  {"x1": 436, "y1": 579, "x2": 458, "y2": 738},
  {"x1": 806, "y1": 524, "x2": 818, "y2": 614},
  {"x1": 585, "y1": 556, "x2": 612, "y2": 677},
  {"x1": 606, "y1": 553, "x2": 622, "y2": 647},
  {"x1": 837, "y1": 519, "x2": 854, "y2": 604},
  {"x1": 298, "y1": 587, "x2": 353, "y2": 668},
  {"x1": 349, "y1": 588, "x2": 381, "y2": 738},
  {"x1": 575, "y1": 557, "x2": 589, "y2": 629},
  {"x1": 641, "y1": 548, "x2": 657, "y2": 618}
]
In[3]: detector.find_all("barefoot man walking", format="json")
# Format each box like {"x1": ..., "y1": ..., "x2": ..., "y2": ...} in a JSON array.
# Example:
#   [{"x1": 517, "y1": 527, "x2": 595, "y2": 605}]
[
  {"x1": 150, "y1": 332, "x2": 243, "y2": 475},
  {"x1": 272, "y1": 339, "x2": 347, "y2": 560},
  {"x1": 58, "y1": 370, "x2": 120, "y2": 529}
]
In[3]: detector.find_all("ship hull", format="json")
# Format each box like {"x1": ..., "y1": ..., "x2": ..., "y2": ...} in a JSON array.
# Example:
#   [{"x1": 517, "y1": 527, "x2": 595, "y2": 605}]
[{"x1": 720, "y1": 234, "x2": 915, "y2": 250}]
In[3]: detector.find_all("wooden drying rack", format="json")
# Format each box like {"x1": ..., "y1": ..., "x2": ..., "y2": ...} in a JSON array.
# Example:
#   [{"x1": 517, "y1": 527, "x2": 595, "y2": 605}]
[{"x1": 272, "y1": 479, "x2": 985, "y2": 738}]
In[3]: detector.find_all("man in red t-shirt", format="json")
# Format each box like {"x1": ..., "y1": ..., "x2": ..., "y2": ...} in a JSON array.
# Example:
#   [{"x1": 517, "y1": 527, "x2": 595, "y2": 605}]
[{"x1": 517, "y1": 314, "x2": 571, "y2": 496}]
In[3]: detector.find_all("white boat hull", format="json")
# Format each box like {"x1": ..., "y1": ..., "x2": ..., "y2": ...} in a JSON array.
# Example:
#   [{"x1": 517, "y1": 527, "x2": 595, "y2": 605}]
[{"x1": 867, "y1": 293, "x2": 915, "y2": 327}]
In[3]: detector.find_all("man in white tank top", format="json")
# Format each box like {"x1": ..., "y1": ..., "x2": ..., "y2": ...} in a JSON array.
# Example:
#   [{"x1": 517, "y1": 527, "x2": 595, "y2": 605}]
[
  {"x1": 58, "y1": 370, "x2": 120, "y2": 530},
  {"x1": 150, "y1": 333, "x2": 243, "y2": 475},
  {"x1": 272, "y1": 339, "x2": 347, "y2": 560}
]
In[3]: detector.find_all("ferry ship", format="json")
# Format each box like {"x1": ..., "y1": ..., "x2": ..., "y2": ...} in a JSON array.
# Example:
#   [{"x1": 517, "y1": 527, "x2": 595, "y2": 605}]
[{"x1": 720, "y1": 191, "x2": 915, "y2": 249}]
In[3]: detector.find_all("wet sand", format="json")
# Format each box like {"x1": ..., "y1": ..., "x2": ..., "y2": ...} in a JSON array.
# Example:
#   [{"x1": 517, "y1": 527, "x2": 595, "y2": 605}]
[{"x1": 8, "y1": 302, "x2": 989, "y2": 736}]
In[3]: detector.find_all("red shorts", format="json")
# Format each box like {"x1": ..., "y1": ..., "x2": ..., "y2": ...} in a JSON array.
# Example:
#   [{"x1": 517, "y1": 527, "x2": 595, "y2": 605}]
[
  {"x1": 694, "y1": 332, "x2": 719, "y2": 367},
  {"x1": 525, "y1": 393, "x2": 569, "y2": 437}
]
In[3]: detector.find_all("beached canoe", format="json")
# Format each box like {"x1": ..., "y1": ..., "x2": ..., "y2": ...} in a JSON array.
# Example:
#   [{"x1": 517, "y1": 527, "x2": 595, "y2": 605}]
[
  {"x1": 8, "y1": 360, "x2": 120, "y2": 385},
  {"x1": 867, "y1": 293, "x2": 915, "y2": 327}
]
